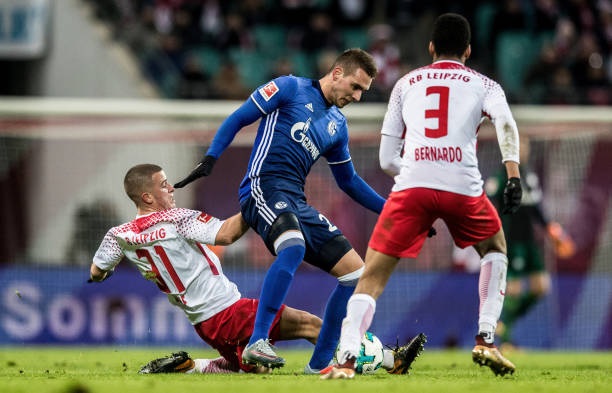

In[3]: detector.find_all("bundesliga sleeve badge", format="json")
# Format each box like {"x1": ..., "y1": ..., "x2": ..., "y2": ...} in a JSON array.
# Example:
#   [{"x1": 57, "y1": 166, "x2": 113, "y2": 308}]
[{"x1": 259, "y1": 81, "x2": 279, "y2": 101}]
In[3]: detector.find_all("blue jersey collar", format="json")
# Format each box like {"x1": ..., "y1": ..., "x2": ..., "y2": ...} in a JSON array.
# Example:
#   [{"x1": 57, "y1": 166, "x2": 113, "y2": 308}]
[{"x1": 312, "y1": 79, "x2": 332, "y2": 107}]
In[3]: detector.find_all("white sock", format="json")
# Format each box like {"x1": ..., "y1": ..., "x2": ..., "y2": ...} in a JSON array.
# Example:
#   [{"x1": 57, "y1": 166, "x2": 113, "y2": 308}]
[
  {"x1": 192, "y1": 357, "x2": 235, "y2": 374},
  {"x1": 382, "y1": 349, "x2": 394, "y2": 370},
  {"x1": 187, "y1": 359, "x2": 203, "y2": 373},
  {"x1": 478, "y1": 252, "x2": 508, "y2": 343},
  {"x1": 337, "y1": 294, "x2": 376, "y2": 363}
]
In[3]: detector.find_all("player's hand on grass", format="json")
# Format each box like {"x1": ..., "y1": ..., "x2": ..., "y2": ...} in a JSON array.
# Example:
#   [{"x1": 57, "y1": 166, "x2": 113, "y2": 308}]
[
  {"x1": 502, "y1": 177, "x2": 522, "y2": 214},
  {"x1": 174, "y1": 155, "x2": 217, "y2": 188}
]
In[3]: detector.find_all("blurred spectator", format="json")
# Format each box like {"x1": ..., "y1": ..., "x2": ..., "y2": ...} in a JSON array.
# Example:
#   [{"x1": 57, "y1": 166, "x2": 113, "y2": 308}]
[
  {"x1": 489, "y1": 0, "x2": 529, "y2": 68},
  {"x1": 524, "y1": 43, "x2": 563, "y2": 103},
  {"x1": 217, "y1": 12, "x2": 255, "y2": 51},
  {"x1": 564, "y1": 0, "x2": 609, "y2": 62},
  {"x1": 569, "y1": 32, "x2": 610, "y2": 105},
  {"x1": 196, "y1": 0, "x2": 227, "y2": 45},
  {"x1": 566, "y1": 0, "x2": 599, "y2": 34},
  {"x1": 296, "y1": 11, "x2": 344, "y2": 53},
  {"x1": 553, "y1": 17, "x2": 579, "y2": 57},
  {"x1": 65, "y1": 199, "x2": 120, "y2": 266},
  {"x1": 238, "y1": 0, "x2": 271, "y2": 27},
  {"x1": 152, "y1": 0, "x2": 175, "y2": 35},
  {"x1": 367, "y1": 24, "x2": 401, "y2": 101},
  {"x1": 172, "y1": 5, "x2": 204, "y2": 47},
  {"x1": 383, "y1": 0, "x2": 431, "y2": 28},
  {"x1": 534, "y1": 0, "x2": 562, "y2": 34},
  {"x1": 157, "y1": 32, "x2": 184, "y2": 69},
  {"x1": 141, "y1": 31, "x2": 184, "y2": 89},
  {"x1": 120, "y1": 3, "x2": 159, "y2": 55},
  {"x1": 602, "y1": 4, "x2": 612, "y2": 54},
  {"x1": 542, "y1": 66, "x2": 580, "y2": 105},
  {"x1": 329, "y1": 0, "x2": 375, "y2": 27},
  {"x1": 176, "y1": 53, "x2": 213, "y2": 99},
  {"x1": 268, "y1": 57, "x2": 296, "y2": 79},
  {"x1": 83, "y1": 0, "x2": 611, "y2": 105},
  {"x1": 316, "y1": 50, "x2": 339, "y2": 76},
  {"x1": 272, "y1": 0, "x2": 318, "y2": 28},
  {"x1": 211, "y1": 59, "x2": 250, "y2": 100}
]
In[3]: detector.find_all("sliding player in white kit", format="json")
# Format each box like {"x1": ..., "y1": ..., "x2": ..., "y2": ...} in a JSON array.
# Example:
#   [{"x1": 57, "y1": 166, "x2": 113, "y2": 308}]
[
  {"x1": 323, "y1": 13, "x2": 522, "y2": 379},
  {"x1": 89, "y1": 164, "x2": 323, "y2": 374},
  {"x1": 89, "y1": 164, "x2": 421, "y2": 375}
]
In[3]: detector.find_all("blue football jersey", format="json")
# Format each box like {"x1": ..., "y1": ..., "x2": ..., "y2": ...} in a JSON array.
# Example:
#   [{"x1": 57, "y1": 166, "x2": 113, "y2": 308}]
[{"x1": 238, "y1": 75, "x2": 351, "y2": 202}]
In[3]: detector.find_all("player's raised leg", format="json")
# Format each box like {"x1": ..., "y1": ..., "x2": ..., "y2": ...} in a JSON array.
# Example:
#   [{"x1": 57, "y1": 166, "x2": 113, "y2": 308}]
[{"x1": 322, "y1": 248, "x2": 399, "y2": 379}]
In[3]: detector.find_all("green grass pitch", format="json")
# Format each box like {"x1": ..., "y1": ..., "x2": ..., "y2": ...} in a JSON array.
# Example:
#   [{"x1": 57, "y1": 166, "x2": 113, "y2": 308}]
[{"x1": 1, "y1": 347, "x2": 611, "y2": 393}]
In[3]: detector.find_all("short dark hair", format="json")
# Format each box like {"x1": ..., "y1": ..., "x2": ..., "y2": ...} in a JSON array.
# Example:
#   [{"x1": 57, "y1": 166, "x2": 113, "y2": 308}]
[
  {"x1": 332, "y1": 48, "x2": 378, "y2": 78},
  {"x1": 124, "y1": 164, "x2": 162, "y2": 205},
  {"x1": 431, "y1": 13, "x2": 471, "y2": 58}
]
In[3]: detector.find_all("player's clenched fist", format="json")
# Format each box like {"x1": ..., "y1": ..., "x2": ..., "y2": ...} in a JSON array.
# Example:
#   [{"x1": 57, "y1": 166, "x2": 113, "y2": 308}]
[
  {"x1": 502, "y1": 177, "x2": 522, "y2": 214},
  {"x1": 174, "y1": 155, "x2": 217, "y2": 188}
]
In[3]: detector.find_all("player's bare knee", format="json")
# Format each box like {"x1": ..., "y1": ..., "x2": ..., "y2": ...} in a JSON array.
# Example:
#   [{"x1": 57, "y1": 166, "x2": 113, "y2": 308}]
[
  {"x1": 338, "y1": 266, "x2": 364, "y2": 287},
  {"x1": 475, "y1": 231, "x2": 507, "y2": 256}
]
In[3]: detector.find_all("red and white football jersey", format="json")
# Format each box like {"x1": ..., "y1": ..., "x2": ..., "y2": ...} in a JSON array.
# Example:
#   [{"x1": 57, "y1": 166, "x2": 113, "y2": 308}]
[
  {"x1": 93, "y1": 208, "x2": 240, "y2": 324},
  {"x1": 381, "y1": 60, "x2": 517, "y2": 196}
]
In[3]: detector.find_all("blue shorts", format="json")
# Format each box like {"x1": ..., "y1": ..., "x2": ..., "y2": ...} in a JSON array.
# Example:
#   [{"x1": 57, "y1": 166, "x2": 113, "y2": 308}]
[{"x1": 240, "y1": 190, "x2": 351, "y2": 271}]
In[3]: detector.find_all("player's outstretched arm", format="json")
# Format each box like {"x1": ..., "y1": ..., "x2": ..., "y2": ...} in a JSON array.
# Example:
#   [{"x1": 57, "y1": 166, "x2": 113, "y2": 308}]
[
  {"x1": 174, "y1": 155, "x2": 217, "y2": 189},
  {"x1": 330, "y1": 161, "x2": 385, "y2": 214},
  {"x1": 88, "y1": 263, "x2": 113, "y2": 283},
  {"x1": 174, "y1": 100, "x2": 263, "y2": 188},
  {"x1": 215, "y1": 213, "x2": 250, "y2": 245}
]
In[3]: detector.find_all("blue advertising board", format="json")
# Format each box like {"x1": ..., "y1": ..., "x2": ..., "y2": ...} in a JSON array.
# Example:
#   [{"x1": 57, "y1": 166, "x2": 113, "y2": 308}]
[{"x1": 1, "y1": 266, "x2": 610, "y2": 349}]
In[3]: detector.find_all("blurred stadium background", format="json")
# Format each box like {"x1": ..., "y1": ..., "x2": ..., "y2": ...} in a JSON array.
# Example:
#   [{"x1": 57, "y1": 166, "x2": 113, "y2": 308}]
[{"x1": 0, "y1": 0, "x2": 610, "y2": 351}]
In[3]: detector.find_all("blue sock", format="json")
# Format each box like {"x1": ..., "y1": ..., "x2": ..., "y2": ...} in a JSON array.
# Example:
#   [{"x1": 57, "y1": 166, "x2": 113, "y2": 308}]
[
  {"x1": 248, "y1": 244, "x2": 305, "y2": 345},
  {"x1": 308, "y1": 283, "x2": 355, "y2": 370}
]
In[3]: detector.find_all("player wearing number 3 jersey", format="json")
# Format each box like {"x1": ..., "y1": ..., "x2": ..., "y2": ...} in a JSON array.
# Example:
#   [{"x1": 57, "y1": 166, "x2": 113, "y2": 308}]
[
  {"x1": 325, "y1": 13, "x2": 521, "y2": 380},
  {"x1": 89, "y1": 164, "x2": 322, "y2": 373}
]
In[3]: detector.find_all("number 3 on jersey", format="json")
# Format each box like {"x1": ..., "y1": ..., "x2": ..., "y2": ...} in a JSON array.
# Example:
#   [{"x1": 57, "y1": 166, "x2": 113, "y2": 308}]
[{"x1": 425, "y1": 86, "x2": 449, "y2": 138}]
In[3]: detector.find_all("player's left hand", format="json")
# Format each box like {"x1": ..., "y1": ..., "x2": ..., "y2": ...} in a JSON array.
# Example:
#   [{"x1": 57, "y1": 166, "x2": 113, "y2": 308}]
[
  {"x1": 87, "y1": 270, "x2": 114, "y2": 283},
  {"x1": 502, "y1": 177, "x2": 522, "y2": 214},
  {"x1": 174, "y1": 155, "x2": 217, "y2": 188}
]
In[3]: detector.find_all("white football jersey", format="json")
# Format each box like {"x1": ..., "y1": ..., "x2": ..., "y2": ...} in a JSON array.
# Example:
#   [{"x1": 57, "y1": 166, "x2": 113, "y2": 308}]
[
  {"x1": 381, "y1": 60, "x2": 517, "y2": 196},
  {"x1": 93, "y1": 208, "x2": 241, "y2": 324}
]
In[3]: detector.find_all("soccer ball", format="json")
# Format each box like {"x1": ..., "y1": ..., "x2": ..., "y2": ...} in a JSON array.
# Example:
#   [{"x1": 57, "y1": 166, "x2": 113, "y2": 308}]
[{"x1": 336, "y1": 331, "x2": 384, "y2": 374}]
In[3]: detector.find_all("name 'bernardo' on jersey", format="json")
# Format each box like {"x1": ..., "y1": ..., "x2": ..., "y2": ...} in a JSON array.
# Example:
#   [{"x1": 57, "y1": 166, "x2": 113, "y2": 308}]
[
  {"x1": 290, "y1": 117, "x2": 320, "y2": 160},
  {"x1": 415, "y1": 145, "x2": 463, "y2": 163},
  {"x1": 409, "y1": 72, "x2": 471, "y2": 85},
  {"x1": 122, "y1": 228, "x2": 167, "y2": 246}
]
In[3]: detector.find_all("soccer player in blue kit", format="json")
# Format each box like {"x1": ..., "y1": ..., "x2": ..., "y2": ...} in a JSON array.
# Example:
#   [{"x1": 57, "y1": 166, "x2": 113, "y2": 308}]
[{"x1": 174, "y1": 49, "x2": 403, "y2": 373}]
